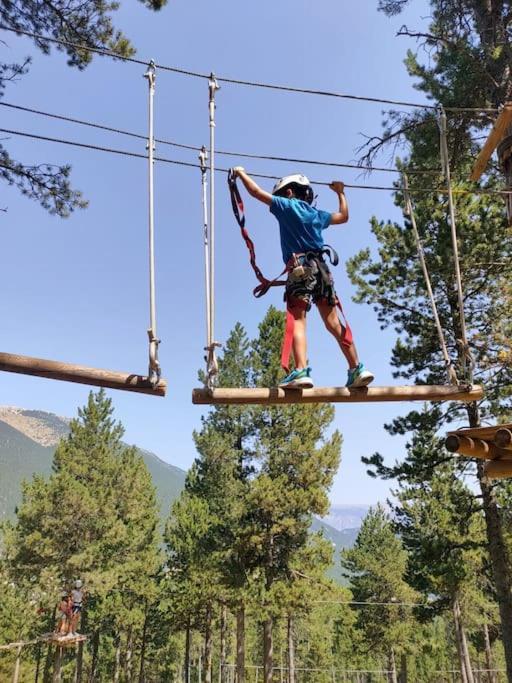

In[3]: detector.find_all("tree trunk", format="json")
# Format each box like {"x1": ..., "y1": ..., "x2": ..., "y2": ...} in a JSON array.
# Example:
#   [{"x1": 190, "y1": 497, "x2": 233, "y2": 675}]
[
  {"x1": 478, "y1": 461, "x2": 512, "y2": 683},
  {"x1": 205, "y1": 604, "x2": 213, "y2": 683},
  {"x1": 113, "y1": 635, "x2": 121, "y2": 683},
  {"x1": 263, "y1": 618, "x2": 273, "y2": 683},
  {"x1": 388, "y1": 649, "x2": 398, "y2": 683},
  {"x1": 236, "y1": 607, "x2": 245, "y2": 683},
  {"x1": 220, "y1": 604, "x2": 227, "y2": 683},
  {"x1": 184, "y1": 621, "x2": 191, "y2": 683},
  {"x1": 43, "y1": 645, "x2": 53, "y2": 683},
  {"x1": 52, "y1": 647, "x2": 62, "y2": 683},
  {"x1": 139, "y1": 605, "x2": 149, "y2": 683},
  {"x1": 35, "y1": 642, "x2": 43, "y2": 683},
  {"x1": 74, "y1": 641, "x2": 84, "y2": 683},
  {"x1": 125, "y1": 628, "x2": 133, "y2": 683},
  {"x1": 483, "y1": 624, "x2": 497, "y2": 683},
  {"x1": 453, "y1": 596, "x2": 474, "y2": 683},
  {"x1": 287, "y1": 615, "x2": 295, "y2": 683},
  {"x1": 89, "y1": 631, "x2": 100, "y2": 683},
  {"x1": 399, "y1": 653, "x2": 407, "y2": 683}
]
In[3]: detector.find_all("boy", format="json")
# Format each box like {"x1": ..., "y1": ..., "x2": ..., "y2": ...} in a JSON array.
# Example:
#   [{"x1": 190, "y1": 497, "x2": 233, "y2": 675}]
[
  {"x1": 55, "y1": 592, "x2": 72, "y2": 635},
  {"x1": 69, "y1": 579, "x2": 84, "y2": 636},
  {"x1": 231, "y1": 167, "x2": 374, "y2": 389}
]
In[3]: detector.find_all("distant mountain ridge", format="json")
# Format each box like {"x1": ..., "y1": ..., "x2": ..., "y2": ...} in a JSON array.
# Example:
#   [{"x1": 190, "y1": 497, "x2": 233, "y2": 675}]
[
  {"x1": 0, "y1": 406, "x2": 186, "y2": 521},
  {"x1": 0, "y1": 406, "x2": 363, "y2": 583}
]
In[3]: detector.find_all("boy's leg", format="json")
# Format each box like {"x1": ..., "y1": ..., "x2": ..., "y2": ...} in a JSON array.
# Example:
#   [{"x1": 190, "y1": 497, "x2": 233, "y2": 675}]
[
  {"x1": 317, "y1": 300, "x2": 358, "y2": 368},
  {"x1": 290, "y1": 305, "x2": 308, "y2": 369}
]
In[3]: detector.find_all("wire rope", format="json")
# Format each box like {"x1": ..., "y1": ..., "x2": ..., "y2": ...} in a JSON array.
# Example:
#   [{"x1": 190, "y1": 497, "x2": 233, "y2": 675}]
[{"x1": 0, "y1": 26, "x2": 498, "y2": 113}]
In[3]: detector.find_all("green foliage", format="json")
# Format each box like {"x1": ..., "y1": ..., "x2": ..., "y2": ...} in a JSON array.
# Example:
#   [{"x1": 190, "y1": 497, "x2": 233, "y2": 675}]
[
  {"x1": 1, "y1": 0, "x2": 167, "y2": 215},
  {"x1": 342, "y1": 506, "x2": 420, "y2": 662}
]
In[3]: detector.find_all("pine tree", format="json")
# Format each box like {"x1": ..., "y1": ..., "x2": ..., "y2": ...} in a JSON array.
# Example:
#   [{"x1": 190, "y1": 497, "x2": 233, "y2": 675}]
[
  {"x1": 348, "y1": 2, "x2": 512, "y2": 676},
  {"x1": 341, "y1": 506, "x2": 420, "y2": 682},
  {"x1": 1, "y1": 0, "x2": 167, "y2": 215},
  {"x1": 2, "y1": 390, "x2": 161, "y2": 679}
]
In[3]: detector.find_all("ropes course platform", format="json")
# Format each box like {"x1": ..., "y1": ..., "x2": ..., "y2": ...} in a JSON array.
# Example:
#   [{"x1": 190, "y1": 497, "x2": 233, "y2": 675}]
[
  {"x1": 445, "y1": 424, "x2": 512, "y2": 480},
  {"x1": 40, "y1": 633, "x2": 87, "y2": 647},
  {"x1": 193, "y1": 384, "x2": 483, "y2": 406},
  {"x1": 0, "y1": 352, "x2": 166, "y2": 396}
]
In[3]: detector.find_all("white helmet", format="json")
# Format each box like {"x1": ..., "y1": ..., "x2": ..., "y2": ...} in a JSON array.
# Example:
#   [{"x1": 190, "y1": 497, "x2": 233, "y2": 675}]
[
  {"x1": 272, "y1": 174, "x2": 313, "y2": 204},
  {"x1": 74, "y1": 580, "x2": 82, "y2": 589}
]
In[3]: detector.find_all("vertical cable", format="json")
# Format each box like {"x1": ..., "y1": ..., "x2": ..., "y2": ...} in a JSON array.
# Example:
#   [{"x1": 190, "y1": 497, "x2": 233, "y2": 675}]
[
  {"x1": 205, "y1": 74, "x2": 221, "y2": 388},
  {"x1": 402, "y1": 173, "x2": 458, "y2": 385},
  {"x1": 199, "y1": 146, "x2": 212, "y2": 355},
  {"x1": 144, "y1": 61, "x2": 161, "y2": 386},
  {"x1": 438, "y1": 107, "x2": 472, "y2": 384}
]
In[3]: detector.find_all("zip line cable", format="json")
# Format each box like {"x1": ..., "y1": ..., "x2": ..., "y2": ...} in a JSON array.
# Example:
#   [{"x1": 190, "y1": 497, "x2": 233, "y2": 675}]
[
  {"x1": 0, "y1": 101, "x2": 441, "y2": 175},
  {"x1": 3, "y1": 126, "x2": 512, "y2": 196},
  {"x1": 0, "y1": 26, "x2": 499, "y2": 114}
]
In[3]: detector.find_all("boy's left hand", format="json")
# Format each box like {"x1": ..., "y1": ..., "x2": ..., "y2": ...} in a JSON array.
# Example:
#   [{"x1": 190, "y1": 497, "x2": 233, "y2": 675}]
[{"x1": 329, "y1": 181, "x2": 345, "y2": 194}]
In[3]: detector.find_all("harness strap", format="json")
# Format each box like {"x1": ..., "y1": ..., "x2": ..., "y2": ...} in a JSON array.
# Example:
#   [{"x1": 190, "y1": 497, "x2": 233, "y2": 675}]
[{"x1": 228, "y1": 171, "x2": 289, "y2": 297}]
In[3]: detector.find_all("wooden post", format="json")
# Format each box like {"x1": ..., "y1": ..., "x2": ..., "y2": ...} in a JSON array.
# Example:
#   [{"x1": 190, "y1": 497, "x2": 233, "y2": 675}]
[
  {"x1": 0, "y1": 352, "x2": 166, "y2": 396},
  {"x1": 236, "y1": 607, "x2": 245, "y2": 683},
  {"x1": 192, "y1": 385, "x2": 483, "y2": 406},
  {"x1": 52, "y1": 647, "x2": 62, "y2": 683},
  {"x1": 12, "y1": 644, "x2": 22, "y2": 683},
  {"x1": 74, "y1": 640, "x2": 84, "y2": 683},
  {"x1": 495, "y1": 429, "x2": 512, "y2": 450}
]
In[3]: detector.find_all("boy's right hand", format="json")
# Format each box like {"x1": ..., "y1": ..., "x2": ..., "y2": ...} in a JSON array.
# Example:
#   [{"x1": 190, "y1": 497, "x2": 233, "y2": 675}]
[
  {"x1": 232, "y1": 166, "x2": 245, "y2": 177},
  {"x1": 329, "y1": 181, "x2": 345, "y2": 194}
]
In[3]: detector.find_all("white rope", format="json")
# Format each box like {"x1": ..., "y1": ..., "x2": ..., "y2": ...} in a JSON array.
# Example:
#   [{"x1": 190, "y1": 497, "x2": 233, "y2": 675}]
[
  {"x1": 199, "y1": 146, "x2": 213, "y2": 367},
  {"x1": 205, "y1": 74, "x2": 221, "y2": 388},
  {"x1": 402, "y1": 173, "x2": 459, "y2": 385},
  {"x1": 144, "y1": 61, "x2": 161, "y2": 386},
  {"x1": 438, "y1": 108, "x2": 473, "y2": 384}
]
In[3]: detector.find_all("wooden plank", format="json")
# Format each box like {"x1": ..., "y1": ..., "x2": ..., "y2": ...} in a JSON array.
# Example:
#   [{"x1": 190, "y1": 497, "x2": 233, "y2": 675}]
[
  {"x1": 192, "y1": 384, "x2": 484, "y2": 406},
  {"x1": 0, "y1": 352, "x2": 166, "y2": 397},
  {"x1": 470, "y1": 104, "x2": 512, "y2": 181},
  {"x1": 446, "y1": 423, "x2": 512, "y2": 441},
  {"x1": 484, "y1": 460, "x2": 512, "y2": 480}
]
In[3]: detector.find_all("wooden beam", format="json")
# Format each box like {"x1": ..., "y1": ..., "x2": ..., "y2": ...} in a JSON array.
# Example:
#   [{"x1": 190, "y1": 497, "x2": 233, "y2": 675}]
[
  {"x1": 484, "y1": 460, "x2": 512, "y2": 480},
  {"x1": 445, "y1": 434, "x2": 512, "y2": 460},
  {"x1": 470, "y1": 103, "x2": 512, "y2": 181},
  {"x1": 192, "y1": 384, "x2": 484, "y2": 406},
  {"x1": 0, "y1": 352, "x2": 166, "y2": 397},
  {"x1": 446, "y1": 423, "x2": 512, "y2": 441}
]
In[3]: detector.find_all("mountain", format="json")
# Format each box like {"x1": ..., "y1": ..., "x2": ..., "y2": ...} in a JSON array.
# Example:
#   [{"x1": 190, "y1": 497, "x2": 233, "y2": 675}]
[
  {"x1": 0, "y1": 406, "x2": 186, "y2": 521},
  {"x1": 323, "y1": 504, "x2": 371, "y2": 531},
  {"x1": 0, "y1": 407, "x2": 363, "y2": 585}
]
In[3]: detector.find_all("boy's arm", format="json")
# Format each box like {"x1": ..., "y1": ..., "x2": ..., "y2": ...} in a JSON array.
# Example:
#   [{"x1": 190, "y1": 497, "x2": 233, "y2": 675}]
[
  {"x1": 329, "y1": 181, "x2": 349, "y2": 224},
  {"x1": 232, "y1": 167, "x2": 273, "y2": 206}
]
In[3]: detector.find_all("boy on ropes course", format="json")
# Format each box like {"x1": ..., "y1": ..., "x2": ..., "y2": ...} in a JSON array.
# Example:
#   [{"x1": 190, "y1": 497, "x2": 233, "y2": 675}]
[{"x1": 230, "y1": 167, "x2": 374, "y2": 389}]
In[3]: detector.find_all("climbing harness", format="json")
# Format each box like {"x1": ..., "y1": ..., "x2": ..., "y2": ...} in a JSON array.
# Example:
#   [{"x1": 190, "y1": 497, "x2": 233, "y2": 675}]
[
  {"x1": 227, "y1": 171, "x2": 353, "y2": 371},
  {"x1": 144, "y1": 60, "x2": 161, "y2": 387}
]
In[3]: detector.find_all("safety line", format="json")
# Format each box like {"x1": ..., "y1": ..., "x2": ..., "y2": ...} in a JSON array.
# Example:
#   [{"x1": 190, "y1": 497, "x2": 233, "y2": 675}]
[
  {"x1": 3, "y1": 126, "x2": 511, "y2": 196},
  {"x1": 1, "y1": 25, "x2": 497, "y2": 113},
  {"x1": 0, "y1": 101, "x2": 440, "y2": 175}
]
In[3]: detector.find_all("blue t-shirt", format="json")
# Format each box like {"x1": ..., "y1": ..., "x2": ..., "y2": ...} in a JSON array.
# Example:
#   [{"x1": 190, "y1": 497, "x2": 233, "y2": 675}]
[{"x1": 270, "y1": 196, "x2": 332, "y2": 263}]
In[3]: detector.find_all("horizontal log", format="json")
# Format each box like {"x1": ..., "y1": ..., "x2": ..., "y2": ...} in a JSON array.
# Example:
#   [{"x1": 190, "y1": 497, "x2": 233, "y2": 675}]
[
  {"x1": 484, "y1": 460, "x2": 512, "y2": 480},
  {"x1": 445, "y1": 434, "x2": 512, "y2": 461},
  {"x1": 445, "y1": 434, "x2": 490, "y2": 458},
  {"x1": 470, "y1": 104, "x2": 512, "y2": 181},
  {"x1": 0, "y1": 352, "x2": 166, "y2": 397},
  {"x1": 446, "y1": 423, "x2": 512, "y2": 441},
  {"x1": 495, "y1": 428, "x2": 512, "y2": 450},
  {"x1": 192, "y1": 384, "x2": 484, "y2": 406}
]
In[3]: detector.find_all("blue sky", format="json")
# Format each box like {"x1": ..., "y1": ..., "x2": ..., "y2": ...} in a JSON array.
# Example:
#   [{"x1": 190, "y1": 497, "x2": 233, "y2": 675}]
[{"x1": 0, "y1": 0, "x2": 435, "y2": 504}]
